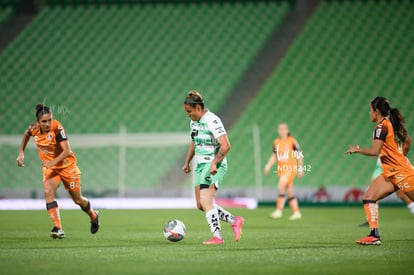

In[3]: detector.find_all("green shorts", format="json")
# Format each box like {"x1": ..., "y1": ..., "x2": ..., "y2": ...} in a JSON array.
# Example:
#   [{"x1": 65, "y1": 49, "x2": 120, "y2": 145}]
[
  {"x1": 371, "y1": 165, "x2": 383, "y2": 180},
  {"x1": 194, "y1": 162, "x2": 227, "y2": 189}
]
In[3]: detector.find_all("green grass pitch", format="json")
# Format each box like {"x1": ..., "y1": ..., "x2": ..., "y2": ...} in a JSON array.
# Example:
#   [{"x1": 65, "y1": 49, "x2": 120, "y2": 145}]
[{"x1": 0, "y1": 207, "x2": 413, "y2": 274}]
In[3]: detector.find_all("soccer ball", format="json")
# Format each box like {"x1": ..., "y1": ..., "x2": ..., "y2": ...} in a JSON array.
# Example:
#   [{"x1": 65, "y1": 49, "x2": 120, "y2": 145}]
[{"x1": 163, "y1": 219, "x2": 186, "y2": 242}]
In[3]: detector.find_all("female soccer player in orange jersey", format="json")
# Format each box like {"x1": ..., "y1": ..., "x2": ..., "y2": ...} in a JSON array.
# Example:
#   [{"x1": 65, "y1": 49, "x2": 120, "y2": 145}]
[
  {"x1": 346, "y1": 96, "x2": 414, "y2": 245},
  {"x1": 17, "y1": 104, "x2": 99, "y2": 239},
  {"x1": 264, "y1": 123, "x2": 304, "y2": 220}
]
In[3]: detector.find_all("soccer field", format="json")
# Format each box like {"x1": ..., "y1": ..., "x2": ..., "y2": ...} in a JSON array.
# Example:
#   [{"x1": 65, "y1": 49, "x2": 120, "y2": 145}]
[{"x1": 0, "y1": 207, "x2": 413, "y2": 274}]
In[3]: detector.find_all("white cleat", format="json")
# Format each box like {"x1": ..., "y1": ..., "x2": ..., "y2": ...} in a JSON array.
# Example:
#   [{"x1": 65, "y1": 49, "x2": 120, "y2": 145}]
[
  {"x1": 289, "y1": 212, "x2": 302, "y2": 220},
  {"x1": 269, "y1": 210, "x2": 283, "y2": 219}
]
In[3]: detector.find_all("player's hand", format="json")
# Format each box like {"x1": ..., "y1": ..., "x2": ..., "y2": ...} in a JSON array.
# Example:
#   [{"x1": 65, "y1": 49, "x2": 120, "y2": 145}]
[
  {"x1": 42, "y1": 160, "x2": 55, "y2": 169},
  {"x1": 298, "y1": 170, "x2": 304, "y2": 179},
  {"x1": 28, "y1": 123, "x2": 37, "y2": 131},
  {"x1": 210, "y1": 162, "x2": 218, "y2": 175},
  {"x1": 264, "y1": 165, "x2": 271, "y2": 175},
  {"x1": 17, "y1": 153, "x2": 24, "y2": 167},
  {"x1": 345, "y1": 144, "x2": 360, "y2": 155},
  {"x1": 183, "y1": 164, "x2": 191, "y2": 174}
]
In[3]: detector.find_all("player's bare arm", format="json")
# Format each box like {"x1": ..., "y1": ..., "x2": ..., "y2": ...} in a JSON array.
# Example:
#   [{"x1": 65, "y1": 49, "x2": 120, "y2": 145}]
[
  {"x1": 43, "y1": 140, "x2": 72, "y2": 169},
  {"x1": 210, "y1": 134, "x2": 230, "y2": 175},
  {"x1": 264, "y1": 153, "x2": 277, "y2": 175},
  {"x1": 16, "y1": 129, "x2": 31, "y2": 167},
  {"x1": 183, "y1": 140, "x2": 195, "y2": 174},
  {"x1": 297, "y1": 156, "x2": 304, "y2": 178},
  {"x1": 346, "y1": 140, "x2": 384, "y2": 156}
]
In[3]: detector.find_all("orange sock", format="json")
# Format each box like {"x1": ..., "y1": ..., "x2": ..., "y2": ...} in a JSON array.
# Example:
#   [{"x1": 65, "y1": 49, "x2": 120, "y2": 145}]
[
  {"x1": 46, "y1": 201, "x2": 62, "y2": 229},
  {"x1": 276, "y1": 195, "x2": 286, "y2": 211},
  {"x1": 81, "y1": 200, "x2": 97, "y2": 221},
  {"x1": 363, "y1": 200, "x2": 379, "y2": 229},
  {"x1": 288, "y1": 197, "x2": 300, "y2": 213}
]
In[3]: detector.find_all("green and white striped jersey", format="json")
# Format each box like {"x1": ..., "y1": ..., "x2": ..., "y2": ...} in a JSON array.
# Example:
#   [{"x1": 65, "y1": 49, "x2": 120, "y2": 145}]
[{"x1": 190, "y1": 110, "x2": 227, "y2": 164}]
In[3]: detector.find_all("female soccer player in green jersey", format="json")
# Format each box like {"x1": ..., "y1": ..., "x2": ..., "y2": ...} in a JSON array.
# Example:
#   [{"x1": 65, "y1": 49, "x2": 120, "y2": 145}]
[{"x1": 182, "y1": 90, "x2": 244, "y2": 245}]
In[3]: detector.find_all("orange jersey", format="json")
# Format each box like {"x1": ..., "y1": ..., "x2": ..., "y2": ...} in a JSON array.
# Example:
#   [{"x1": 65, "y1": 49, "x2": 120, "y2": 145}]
[
  {"x1": 273, "y1": 136, "x2": 301, "y2": 176},
  {"x1": 28, "y1": 119, "x2": 76, "y2": 169},
  {"x1": 374, "y1": 118, "x2": 414, "y2": 180}
]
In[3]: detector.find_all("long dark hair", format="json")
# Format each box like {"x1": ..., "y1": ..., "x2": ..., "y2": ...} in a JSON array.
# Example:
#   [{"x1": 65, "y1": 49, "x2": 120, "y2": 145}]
[
  {"x1": 370, "y1": 96, "x2": 408, "y2": 142},
  {"x1": 35, "y1": 104, "x2": 51, "y2": 120}
]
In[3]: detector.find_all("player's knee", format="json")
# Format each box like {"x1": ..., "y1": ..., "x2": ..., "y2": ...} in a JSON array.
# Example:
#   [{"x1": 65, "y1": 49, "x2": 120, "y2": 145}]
[
  {"x1": 43, "y1": 188, "x2": 54, "y2": 200},
  {"x1": 199, "y1": 198, "x2": 212, "y2": 211}
]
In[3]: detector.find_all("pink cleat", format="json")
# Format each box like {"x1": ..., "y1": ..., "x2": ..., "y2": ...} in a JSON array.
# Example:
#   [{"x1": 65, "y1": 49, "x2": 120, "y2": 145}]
[
  {"x1": 232, "y1": 216, "x2": 244, "y2": 242},
  {"x1": 202, "y1": 236, "x2": 224, "y2": 245}
]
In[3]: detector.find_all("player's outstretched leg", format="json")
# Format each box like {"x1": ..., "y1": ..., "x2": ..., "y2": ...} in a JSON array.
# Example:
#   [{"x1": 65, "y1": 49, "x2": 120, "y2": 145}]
[
  {"x1": 70, "y1": 189, "x2": 100, "y2": 234},
  {"x1": 46, "y1": 201, "x2": 64, "y2": 239},
  {"x1": 203, "y1": 208, "x2": 224, "y2": 245},
  {"x1": 201, "y1": 186, "x2": 223, "y2": 245},
  {"x1": 270, "y1": 194, "x2": 285, "y2": 219},
  {"x1": 356, "y1": 200, "x2": 381, "y2": 246},
  {"x1": 215, "y1": 204, "x2": 244, "y2": 242},
  {"x1": 81, "y1": 201, "x2": 100, "y2": 234},
  {"x1": 288, "y1": 196, "x2": 302, "y2": 220},
  {"x1": 44, "y1": 179, "x2": 64, "y2": 239},
  {"x1": 47, "y1": 201, "x2": 65, "y2": 239}
]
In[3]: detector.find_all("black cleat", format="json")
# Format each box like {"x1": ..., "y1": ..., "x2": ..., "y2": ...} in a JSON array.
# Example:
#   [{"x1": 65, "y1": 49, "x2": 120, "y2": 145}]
[
  {"x1": 91, "y1": 211, "x2": 100, "y2": 234},
  {"x1": 50, "y1": 226, "x2": 65, "y2": 239}
]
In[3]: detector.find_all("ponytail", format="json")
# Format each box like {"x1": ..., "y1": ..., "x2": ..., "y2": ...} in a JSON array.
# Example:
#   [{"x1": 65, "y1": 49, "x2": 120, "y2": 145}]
[
  {"x1": 35, "y1": 104, "x2": 51, "y2": 120},
  {"x1": 184, "y1": 90, "x2": 204, "y2": 109},
  {"x1": 371, "y1": 96, "x2": 408, "y2": 143},
  {"x1": 389, "y1": 108, "x2": 408, "y2": 143}
]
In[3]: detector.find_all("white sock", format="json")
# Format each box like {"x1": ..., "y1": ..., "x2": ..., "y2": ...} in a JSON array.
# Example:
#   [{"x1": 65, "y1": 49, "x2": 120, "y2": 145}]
[
  {"x1": 205, "y1": 208, "x2": 222, "y2": 239},
  {"x1": 407, "y1": 202, "x2": 414, "y2": 214},
  {"x1": 215, "y1": 204, "x2": 236, "y2": 224}
]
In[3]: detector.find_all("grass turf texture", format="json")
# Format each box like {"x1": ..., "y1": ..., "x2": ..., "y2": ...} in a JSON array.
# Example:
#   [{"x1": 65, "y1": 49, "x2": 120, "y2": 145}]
[{"x1": 0, "y1": 207, "x2": 413, "y2": 274}]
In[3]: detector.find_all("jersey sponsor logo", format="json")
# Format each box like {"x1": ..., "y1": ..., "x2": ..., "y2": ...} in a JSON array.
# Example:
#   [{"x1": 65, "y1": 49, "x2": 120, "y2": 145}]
[
  {"x1": 191, "y1": 129, "x2": 199, "y2": 139},
  {"x1": 47, "y1": 134, "x2": 53, "y2": 141}
]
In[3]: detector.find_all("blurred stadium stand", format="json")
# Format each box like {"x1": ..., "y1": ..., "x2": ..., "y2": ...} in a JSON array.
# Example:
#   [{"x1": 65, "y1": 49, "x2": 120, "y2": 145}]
[
  {"x1": 0, "y1": 0, "x2": 413, "y2": 203},
  {"x1": 0, "y1": 0, "x2": 289, "y2": 199},
  {"x1": 228, "y1": 0, "x2": 414, "y2": 200}
]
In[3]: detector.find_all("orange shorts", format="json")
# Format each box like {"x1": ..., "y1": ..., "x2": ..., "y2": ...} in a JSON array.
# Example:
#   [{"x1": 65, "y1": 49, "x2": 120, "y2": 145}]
[
  {"x1": 387, "y1": 174, "x2": 414, "y2": 193},
  {"x1": 278, "y1": 172, "x2": 296, "y2": 185},
  {"x1": 43, "y1": 163, "x2": 81, "y2": 192}
]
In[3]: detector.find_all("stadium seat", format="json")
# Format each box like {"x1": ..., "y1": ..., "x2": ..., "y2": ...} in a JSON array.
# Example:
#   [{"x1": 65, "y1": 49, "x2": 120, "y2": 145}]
[
  {"x1": 0, "y1": 5, "x2": 13, "y2": 25},
  {"x1": 0, "y1": 1, "x2": 289, "y2": 191},
  {"x1": 227, "y1": 0, "x2": 414, "y2": 189}
]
